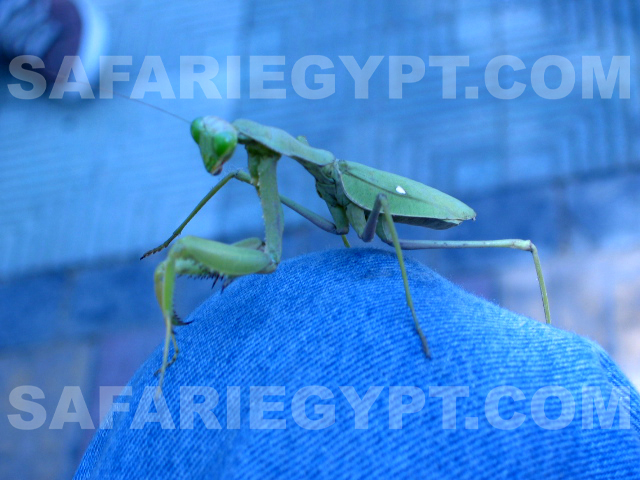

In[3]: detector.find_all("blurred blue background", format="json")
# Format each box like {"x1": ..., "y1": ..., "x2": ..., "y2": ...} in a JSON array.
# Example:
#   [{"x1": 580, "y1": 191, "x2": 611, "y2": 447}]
[{"x1": 0, "y1": 0, "x2": 639, "y2": 477}]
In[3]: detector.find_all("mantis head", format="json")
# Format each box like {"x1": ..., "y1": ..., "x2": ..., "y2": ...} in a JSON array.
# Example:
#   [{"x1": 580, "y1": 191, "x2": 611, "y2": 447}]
[{"x1": 190, "y1": 116, "x2": 238, "y2": 175}]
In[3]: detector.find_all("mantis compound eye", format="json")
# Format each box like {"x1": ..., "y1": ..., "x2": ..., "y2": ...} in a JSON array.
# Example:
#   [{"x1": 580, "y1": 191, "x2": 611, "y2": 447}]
[{"x1": 190, "y1": 116, "x2": 238, "y2": 175}]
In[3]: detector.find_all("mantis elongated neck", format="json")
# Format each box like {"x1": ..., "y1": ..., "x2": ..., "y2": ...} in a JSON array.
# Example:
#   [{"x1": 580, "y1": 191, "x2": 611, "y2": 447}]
[{"x1": 247, "y1": 148, "x2": 283, "y2": 267}]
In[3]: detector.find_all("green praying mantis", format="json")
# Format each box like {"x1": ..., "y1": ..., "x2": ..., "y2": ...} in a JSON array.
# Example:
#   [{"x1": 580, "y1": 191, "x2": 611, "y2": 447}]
[{"x1": 142, "y1": 116, "x2": 552, "y2": 391}]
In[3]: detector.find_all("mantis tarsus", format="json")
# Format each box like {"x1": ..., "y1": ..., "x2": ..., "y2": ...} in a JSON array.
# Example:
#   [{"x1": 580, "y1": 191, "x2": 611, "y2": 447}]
[{"x1": 143, "y1": 116, "x2": 552, "y2": 392}]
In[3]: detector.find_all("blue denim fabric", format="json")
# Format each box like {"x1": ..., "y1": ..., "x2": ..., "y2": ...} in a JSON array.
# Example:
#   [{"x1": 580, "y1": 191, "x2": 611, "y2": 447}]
[{"x1": 75, "y1": 248, "x2": 640, "y2": 479}]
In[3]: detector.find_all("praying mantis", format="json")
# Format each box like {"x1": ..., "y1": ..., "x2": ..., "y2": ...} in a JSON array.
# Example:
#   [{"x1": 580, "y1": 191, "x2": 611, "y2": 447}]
[{"x1": 143, "y1": 116, "x2": 552, "y2": 391}]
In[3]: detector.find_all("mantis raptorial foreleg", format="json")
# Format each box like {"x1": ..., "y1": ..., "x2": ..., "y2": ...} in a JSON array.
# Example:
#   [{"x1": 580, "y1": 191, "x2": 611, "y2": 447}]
[
  {"x1": 154, "y1": 236, "x2": 273, "y2": 392},
  {"x1": 153, "y1": 151, "x2": 286, "y2": 394}
]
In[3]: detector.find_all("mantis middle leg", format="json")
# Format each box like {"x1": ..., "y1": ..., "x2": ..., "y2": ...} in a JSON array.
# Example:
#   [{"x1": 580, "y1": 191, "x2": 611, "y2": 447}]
[
  {"x1": 142, "y1": 169, "x2": 258, "y2": 259},
  {"x1": 142, "y1": 165, "x2": 353, "y2": 259},
  {"x1": 278, "y1": 196, "x2": 351, "y2": 247},
  {"x1": 349, "y1": 195, "x2": 432, "y2": 358}
]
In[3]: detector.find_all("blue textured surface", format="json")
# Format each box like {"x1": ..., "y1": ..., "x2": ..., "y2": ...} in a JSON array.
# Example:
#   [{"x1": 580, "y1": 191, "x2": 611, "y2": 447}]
[{"x1": 75, "y1": 249, "x2": 640, "y2": 479}]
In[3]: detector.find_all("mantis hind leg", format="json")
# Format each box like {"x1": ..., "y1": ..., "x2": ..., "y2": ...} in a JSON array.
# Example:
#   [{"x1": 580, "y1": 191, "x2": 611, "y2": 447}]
[
  {"x1": 153, "y1": 236, "x2": 272, "y2": 394},
  {"x1": 356, "y1": 194, "x2": 431, "y2": 358},
  {"x1": 381, "y1": 235, "x2": 552, "y2": 326}
]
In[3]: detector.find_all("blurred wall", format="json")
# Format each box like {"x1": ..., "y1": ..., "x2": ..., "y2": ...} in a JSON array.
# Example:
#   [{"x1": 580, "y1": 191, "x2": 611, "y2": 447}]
[{"x1": 1, "y1": 0, "x2": 639, "y2": 478}]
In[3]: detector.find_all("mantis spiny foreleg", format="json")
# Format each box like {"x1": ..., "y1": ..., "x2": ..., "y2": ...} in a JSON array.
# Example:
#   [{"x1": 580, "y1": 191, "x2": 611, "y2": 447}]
[
  {"x1": 154, "y1": 236, "x2": 273, "y2": 393},
  {"x1": 152, "y1": 150, "x2": 288, "y2": 394}
]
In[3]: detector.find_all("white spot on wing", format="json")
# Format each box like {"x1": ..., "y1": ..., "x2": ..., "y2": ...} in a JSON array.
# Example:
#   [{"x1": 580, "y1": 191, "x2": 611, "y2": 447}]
[{"x1": 395, "y1": 186, "x2": 407, "y2": 195}]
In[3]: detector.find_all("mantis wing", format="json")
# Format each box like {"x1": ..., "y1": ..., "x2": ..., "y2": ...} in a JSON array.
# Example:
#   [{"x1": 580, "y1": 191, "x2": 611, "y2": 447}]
[{"x1": 338, "y1": 161, "x2": 476, "y2": 229}]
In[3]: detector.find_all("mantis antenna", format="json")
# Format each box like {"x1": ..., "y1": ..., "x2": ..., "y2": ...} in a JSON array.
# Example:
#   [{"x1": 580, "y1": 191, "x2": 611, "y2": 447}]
[{"x1": 60, "y1": 79, "x2": 191, "y2": 124}]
